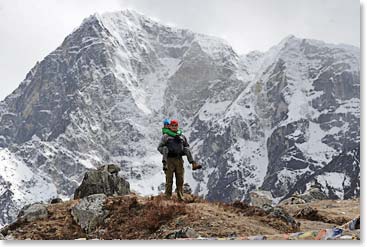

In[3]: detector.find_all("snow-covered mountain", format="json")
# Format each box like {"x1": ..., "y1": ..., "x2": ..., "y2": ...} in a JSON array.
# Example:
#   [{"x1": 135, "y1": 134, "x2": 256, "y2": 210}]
[{"x1": 0, "y1": 10, "x2": 360, "y2": 227}]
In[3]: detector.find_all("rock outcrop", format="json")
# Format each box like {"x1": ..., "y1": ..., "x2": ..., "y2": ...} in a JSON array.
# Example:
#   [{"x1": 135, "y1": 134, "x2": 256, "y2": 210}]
[
  {"x1": 17, "y1": 203, "x2": 48, "y2": 222},
  {"x1": 71, "y1": 194, "x2": 109, "y2": 234},
  {"x1": 281, "y1": 184, "x2": 328, "y2": 205},
  {"x1": 261, "y1": 204, "x2": 300, "y2": 231},
  {"x1": 74, "y1": 164, "x2": 130, "y2": 199},
  {"x1": 50, "y1": 198, "x2": 63, "y2": 204},
  {"x1": 249, "y1": 190, "x2": 273, "y2": 207},
  {"x1": 165, "y1": 227, "x2": 200, "y2": 239}
]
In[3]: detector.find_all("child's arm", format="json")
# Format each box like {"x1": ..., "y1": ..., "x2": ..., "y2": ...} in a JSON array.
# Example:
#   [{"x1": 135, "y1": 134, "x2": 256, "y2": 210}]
[{"x1": 157, "y1": 135, "x2": 168, "y2": 154}]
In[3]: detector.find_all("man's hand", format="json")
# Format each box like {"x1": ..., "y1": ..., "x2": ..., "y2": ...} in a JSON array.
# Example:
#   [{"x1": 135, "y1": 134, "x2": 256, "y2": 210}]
[{"x1": 162, "y1": 161, "x2": 167, "y2": 172}]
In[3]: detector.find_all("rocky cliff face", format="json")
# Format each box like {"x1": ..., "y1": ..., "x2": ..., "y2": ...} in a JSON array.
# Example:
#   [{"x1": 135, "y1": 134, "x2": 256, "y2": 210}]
[
  {"x1": 256, "y1": 37, "x2": 360, "y2": 200},
  {"x1": 0, "y1": 10, "x2": 360, "y2": 227},
  {"x1": 282, "y1": 145, "x2": 360, "y2": 201}
]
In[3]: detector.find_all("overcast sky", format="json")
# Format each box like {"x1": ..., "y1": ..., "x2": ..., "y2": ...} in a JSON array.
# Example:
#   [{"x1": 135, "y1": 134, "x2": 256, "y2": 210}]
[{"x1": 0, "y1": 0, "x2": 360, "y2": 100}]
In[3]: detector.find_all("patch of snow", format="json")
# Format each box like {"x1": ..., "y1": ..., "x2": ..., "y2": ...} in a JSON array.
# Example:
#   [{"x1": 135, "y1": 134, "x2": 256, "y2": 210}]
[
  {"x1": 194, "y1": 34, "x2": 233, "y2": 60},
  {"x1": 226, "y1": 139, "x2": 268, "y2": 186},
  {"x1": 335, "y1": 98, "x2": 360, "y2": 116},
  {"x1": 296, "y1": 121, "x2": 337, "y2": 165},
  {"x1": 315, "y1": 172, "x2": 349, "y2": 199},
  {"x1": 142, "y1": 58, "x2": 181, "y2": 113},
  {"x1": 0, "y1": 148, "x2": 58, "y2": 206},
  {"x1": 288, "y1": 129, "x2": 303, "y2": 140},
  {"x1": 275, "y1": 167, "x2": 311, "y2": 190},
  {"x1": 198, "y1": 100, "x2": 232, "y2": 121}
]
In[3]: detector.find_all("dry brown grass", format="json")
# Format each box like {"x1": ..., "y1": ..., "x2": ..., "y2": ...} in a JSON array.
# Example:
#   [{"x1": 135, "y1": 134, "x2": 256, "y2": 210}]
[
  {"x1": 227, "y1": 201, "x2": 300, "y2": 233},
  {"x1": 284, "y1": 198, "x2": 359, "y2": 218},
  {"x1": 228, "y1": 200, "x2": 268, "y2": 216},
  {"x1": 2, "y1": 196, "x2": 359, "y2": 240},
  {"x1": 282, "y1": 198, "x2": 359, "y2": 232},
  {"x1": 97, "y1": 195, "x2": 186, "y2": 239},
  {"x1": 153, "y1": 200, "x2": 287, "y2": 238},
  {"x1": 293, "y1": 206, "x2": 349, "y2": 225},
  {"x1": 3, "y1": 200, "x2": 85, "y2": 240}
]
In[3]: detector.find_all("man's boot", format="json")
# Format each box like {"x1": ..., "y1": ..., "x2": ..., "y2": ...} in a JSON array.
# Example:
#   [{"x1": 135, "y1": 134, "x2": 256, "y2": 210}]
[{"x1": 191, "y1": 161, "x2": 202, "y2": 170}]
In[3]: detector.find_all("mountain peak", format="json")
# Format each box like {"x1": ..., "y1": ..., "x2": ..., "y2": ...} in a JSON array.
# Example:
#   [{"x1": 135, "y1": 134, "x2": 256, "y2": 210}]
[
  {"x1": 101, "y1": 9, "x2": 147, "y2": 21},
  {"x1": 276, "y1": 34, "x2": 301, "y2": 49},
  {"x1": 77, "y1": 9, "x2": 154, "y2": 35},
  {"x1": 276, "y1": 34, "x2": 359, "y2": 54},
  {"x1": 96, "y1": 9, "x2": 160, "y2": 28},
  {"x1": 281, "y1": 34, "x2": 297, "y2": 42}
]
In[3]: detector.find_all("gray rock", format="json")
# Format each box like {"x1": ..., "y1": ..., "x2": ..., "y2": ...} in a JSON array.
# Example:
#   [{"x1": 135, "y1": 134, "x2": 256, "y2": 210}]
[
  {"x1": 4, "y1": 234, "x2": 15, "y2": 240},
  {"x1": 262, "y1": 204, "x2": 299, "y2": 230},
  {"x1": 0, "y1": 232, "x2": 4, "y2": 240},
  {"x1": 158, "y1": 183, "x2": 165, "y2": 192},
  {"x1": 74, "y1": 164, "x2": 130, "y2": 199},
  {"x1": 165, "y1": 227, "x2": 200, "y2": 239},
  {"x1": 175, "y1": 183, "x2": 192, "y2": 194},
  {"x1": 17, "y1": 203, "x2": 48, "y2": 222},
  {"x1": 98, "y1": 164, "x2": 120, "y2": 174},
  {"x1": 50, "y1": 198, "x2": 63, "y2": 204},
  {"x1": 301, "y1": 189, "x2": 328, "y2": 202},
  {"x1": 279, "y1": 196, "x2": 306, "y2": 205},
  {"x1": 281, "y1": 182, "x2": 329, "y2": 206},
  {"x1": 183, "y1": 183, "x2": 192, "y2": 194},
  {"x1": 71, "y1": 194, "x2": 108, "y2": 234},
  {"x1": 249, "y1": 190, "x2": 273, "y2": 207},
  {"x1": 294, "y1": 206, "x2": 319, "y2": 219}
]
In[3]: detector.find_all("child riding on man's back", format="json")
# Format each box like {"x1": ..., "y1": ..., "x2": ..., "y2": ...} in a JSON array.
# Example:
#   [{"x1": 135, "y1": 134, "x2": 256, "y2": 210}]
[{"x1": 159, "y1": 118, "x2": 202, "y2": 171}]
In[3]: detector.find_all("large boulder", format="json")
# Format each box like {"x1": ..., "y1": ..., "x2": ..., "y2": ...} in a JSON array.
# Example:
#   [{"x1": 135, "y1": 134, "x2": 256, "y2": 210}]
[
  {"x1": 301, "y1": 186, "x2": 328, "y2": 202},
  {"x1": 71, "y1": 194, "x2": 108, "y2": 234},
  {"x1": 294, "y1": 206, "x2": 322, "y2": 220},
  {"x1": 298, "y1": 184, "x2": 328, "y2": 203},
  {"x1": 17, "y1": 203, "x2": 48, "y2": 222},
  {"x1": 280, "y1": 184, "x2": 328, "y2": 205},
  {"x1": 74, "y1": 164, "x2": 130, "y2": 199},
  {"x1": 50, "y1": 198, "x2": 63, "y2": 204},
  {"x1": 279, "y1": 193, "x2": 306, "y2": 205},
  {"x1": 262, "y1": 204, "x2": 300, "y2": 231},
  {"x1": 249, "y1": 190, "x2": 273, "y2": 207}
]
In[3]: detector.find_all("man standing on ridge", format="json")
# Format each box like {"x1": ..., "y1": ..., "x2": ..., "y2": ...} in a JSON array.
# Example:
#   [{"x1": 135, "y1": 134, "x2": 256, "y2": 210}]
[{"x1": 157, "y1": 119, "x2": 201, "y2": 201}]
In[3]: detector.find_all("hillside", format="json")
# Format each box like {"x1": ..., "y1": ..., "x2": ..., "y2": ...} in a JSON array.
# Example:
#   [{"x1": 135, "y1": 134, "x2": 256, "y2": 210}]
[{"x1": 0, "y1": 193, "x2": 360, "y2": 240}]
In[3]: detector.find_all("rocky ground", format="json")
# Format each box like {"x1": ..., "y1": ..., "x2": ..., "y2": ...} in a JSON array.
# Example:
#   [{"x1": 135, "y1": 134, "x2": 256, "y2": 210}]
[
  {"x1": 0, "y1": 194, "x2": 360, "y2": 240},
  {"x1": 0, "y1": 165, "x2": 360, "y2": 240},
  {"x1": 281, "y1": 198, "x2": 360, "y2": 232}
]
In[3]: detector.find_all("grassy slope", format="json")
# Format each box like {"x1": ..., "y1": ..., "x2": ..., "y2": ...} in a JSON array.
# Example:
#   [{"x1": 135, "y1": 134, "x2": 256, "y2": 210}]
[{"x1": 1, "y1": 194, "x2": 359, "y2": 240}]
